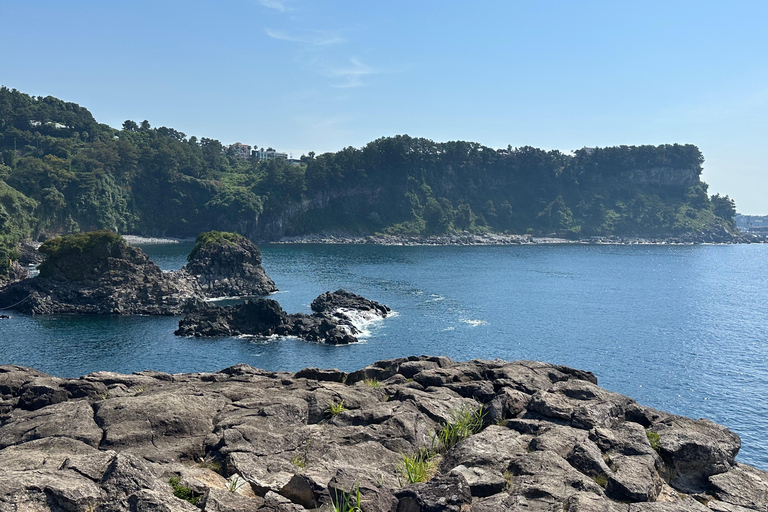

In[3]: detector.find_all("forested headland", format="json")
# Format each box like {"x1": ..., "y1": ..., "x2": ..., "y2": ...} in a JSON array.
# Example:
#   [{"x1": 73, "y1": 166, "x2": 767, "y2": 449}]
[{"x1": 0, "y1": 87, "x2": 738, "y2": 275}]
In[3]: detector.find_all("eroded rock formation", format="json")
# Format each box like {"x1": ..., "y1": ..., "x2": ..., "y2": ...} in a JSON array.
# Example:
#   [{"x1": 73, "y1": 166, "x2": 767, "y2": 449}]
[
  {"x1": 0, "y1": 233, "x2": 202, "y2": 315},
  {"x1": 176, "y1": 289, "x2": 390, "y2": 344},
  {"x1": 182, "y1": 232, "x2": 276, "y2": 298},
  {"x1": 0, "y1": 357, "x2": 763, "y2": 512},
  {"x1": 0, "y1": 231, "x2": 277, "y2": 315}
]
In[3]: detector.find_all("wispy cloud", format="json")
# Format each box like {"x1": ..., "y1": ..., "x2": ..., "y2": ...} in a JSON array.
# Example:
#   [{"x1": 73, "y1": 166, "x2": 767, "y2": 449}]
[
  {"x1": 328, "y1": 58, "x2": 379, "y2": 88},
  {"x1": 256, "y1": 0, "x2": 292, "y2": 12},
  {"x1": 265, "y1": 28, "x2": 345, "y2": 46}
]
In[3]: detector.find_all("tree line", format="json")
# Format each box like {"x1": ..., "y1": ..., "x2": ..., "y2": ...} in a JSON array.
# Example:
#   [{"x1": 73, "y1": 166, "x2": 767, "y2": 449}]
[{"x1": 0, "y1": 87, "x2": 737, "y2": 275}]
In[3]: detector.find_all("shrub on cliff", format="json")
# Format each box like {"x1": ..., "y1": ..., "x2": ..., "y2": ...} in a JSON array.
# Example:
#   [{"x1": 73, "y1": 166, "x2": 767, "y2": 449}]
[
  {"x1": 37, "y1": 230, "x2": 125, "y2": 279},
  {"x1": 187, "y1": 230, "x2": 246, "y2": 262}
]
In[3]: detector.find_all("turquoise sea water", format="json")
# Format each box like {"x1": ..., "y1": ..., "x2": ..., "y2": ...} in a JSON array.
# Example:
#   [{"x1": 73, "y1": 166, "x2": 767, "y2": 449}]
[{"x1": 1, "y1": 243, "x2": 767, "y2": 469}]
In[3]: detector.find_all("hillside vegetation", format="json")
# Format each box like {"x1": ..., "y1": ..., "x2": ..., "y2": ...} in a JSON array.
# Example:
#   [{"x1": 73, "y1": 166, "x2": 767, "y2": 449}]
[{"x1": 0, "y1": 86, "x2": 737, "y2": 274}]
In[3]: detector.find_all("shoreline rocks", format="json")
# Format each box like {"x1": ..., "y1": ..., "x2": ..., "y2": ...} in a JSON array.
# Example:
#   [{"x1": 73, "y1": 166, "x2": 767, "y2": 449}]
[
  {"x1": 0, "y1": 356, "x2": 763, "y2": 511},
  {"x1": 270, "y1": 229, "x2": 767, "y2": 246},
  {"x1": 176, "y1": 289, "x2": 390, "y2": 344}
]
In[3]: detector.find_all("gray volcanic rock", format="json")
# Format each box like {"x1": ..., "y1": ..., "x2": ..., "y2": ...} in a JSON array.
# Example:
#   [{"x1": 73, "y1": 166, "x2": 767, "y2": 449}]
[
  {"x1": 176, "y1": 290, "x2": 390, "y2": 344},
  {"x1": 0, "y1": 357, "x2": 765, "y2": 512},
  {"x1": 183, "y1": 233, "x2": 276, "y2": 298}
]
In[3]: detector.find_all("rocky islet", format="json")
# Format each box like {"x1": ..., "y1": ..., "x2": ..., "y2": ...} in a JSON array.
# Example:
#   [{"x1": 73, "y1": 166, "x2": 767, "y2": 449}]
[
  {"x1": 0, "y1": 231, "x2": 277, "y2": 316},
  {"x1": 175, "y1": 289, "x2": 391, "y2": 344},
  {"x1": 0, "y1": 356, "x2": 764, "y2": 512}
]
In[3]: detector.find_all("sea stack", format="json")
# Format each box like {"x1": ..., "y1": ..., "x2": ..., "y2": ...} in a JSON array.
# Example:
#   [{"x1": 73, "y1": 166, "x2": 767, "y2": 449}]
[{"x1": 182, "y1": 231, "x2": 277, "y2": 298}]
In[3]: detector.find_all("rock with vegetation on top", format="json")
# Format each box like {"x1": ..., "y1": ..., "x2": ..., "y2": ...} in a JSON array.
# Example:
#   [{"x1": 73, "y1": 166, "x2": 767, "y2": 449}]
[
  {"x1": 175, "y1": 289, "x2": 389, "y2": 344},
  {"x1": 182, "y1": 231, "x2": 277, "y2": 298},
  {"x1": 0, "y1": 357, "x2": 764, "y2": 511},
  {"x1": 0, "y1": 230, "x2": 203, "y2": 315}
]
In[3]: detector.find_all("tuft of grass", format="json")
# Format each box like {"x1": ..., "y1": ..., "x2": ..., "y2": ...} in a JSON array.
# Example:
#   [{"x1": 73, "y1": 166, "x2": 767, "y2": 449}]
[
  {"x1": 364, "y1": 378, "x2": 381, "y2": 388},
  {"x1": 169, "y1": 476, "x2": 200, "y2": 505},
  {"x1": 226, "y1": 475, "x2": 246, "y2": 493},
  {"x1": 646, "y1": 430, "x2": 661, "y2": 452},
  {"x1": 327, "y1": 399, "x2": 347, "y2": 416},
  {"x1": 398, "y1": 449, "x2": 434, "y2": 485},
  {"x1": 131, "y1": 385, "x2": 148, "y2": 396},
  {"x1": 291, "y1": 453, "x2": 306, "y2": 469},
  {"x1": 434, "y1": 405, "x2": 485, "y2": 452},
  {"x1": 591, "y1": 474, "x2": 608, "y2": 488},
  {"x1": 331, "y1": 483, "x2": 363, "y2": 512},
  {"x1": 197, "y1": 458, "x2": 222, "y2": 474}
]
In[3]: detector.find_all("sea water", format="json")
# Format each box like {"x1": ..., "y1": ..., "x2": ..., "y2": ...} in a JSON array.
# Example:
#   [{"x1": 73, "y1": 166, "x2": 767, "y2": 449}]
[{"x1": 1, "y1": 243, "x2": 767, "y2": 469}]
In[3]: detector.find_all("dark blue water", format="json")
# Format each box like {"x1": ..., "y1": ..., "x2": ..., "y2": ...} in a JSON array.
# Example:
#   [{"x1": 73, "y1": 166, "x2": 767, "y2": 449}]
[{"x1": 1, "y1": 243, "x2": 767, "y2": 469}]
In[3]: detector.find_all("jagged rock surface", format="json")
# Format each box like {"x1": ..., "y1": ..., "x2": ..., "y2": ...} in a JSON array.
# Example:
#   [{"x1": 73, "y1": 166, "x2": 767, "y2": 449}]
[
  {"x1": 176, "y1": 289, "x2": 390, "y2": 344},
  {"x1": 0, "y1": 240, "x2": 202, "y2": 315},
  {"x1": 182, "y1": 236, "x2": 276, "y2": 298},
  {"x1": 0, "y1": 357, "x2": 763, "y2": 512}
]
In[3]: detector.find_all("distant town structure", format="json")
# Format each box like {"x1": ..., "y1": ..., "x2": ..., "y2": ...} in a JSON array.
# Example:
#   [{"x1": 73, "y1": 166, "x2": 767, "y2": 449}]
[
  {"x1": 228, "y1": 142, "x2": 252, "y2": 159},
  {"x1": 224, "y1": 144, "x2": 290, "y2": 162},
  {"x1": 735, "y1": 214, "x2": 768, "y2": 234},
  {"x1": 253, "y1": 147, "x2": 288, "y2": 161}
]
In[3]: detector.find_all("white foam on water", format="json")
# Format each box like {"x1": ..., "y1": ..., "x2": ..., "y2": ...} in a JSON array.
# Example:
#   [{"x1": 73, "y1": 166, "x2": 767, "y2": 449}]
[
  {"x1": 204, "y1": 296, "x2": 243, "y2": 302},
  {"x1": 461, "y1": 319, "x2": 487, "y2": 327},
  {"x1": 335, "y1": 307, "x2": 392, "y2": 338}
]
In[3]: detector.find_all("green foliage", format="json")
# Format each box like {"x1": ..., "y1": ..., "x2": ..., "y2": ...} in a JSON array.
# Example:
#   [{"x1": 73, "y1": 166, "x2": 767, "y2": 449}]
[
  {"x1": 327, "y1": 399, "x2": 347, "y2": 416},
  {"x1": 187, "y1": 230, "x2": 246, "y2": 261},
  {"x1": 331, "y1": 483, "x2": 363, "y2": 512},
  {"x1": 37, "y1": 230, "x2": 124, "y2": 278},
  {"x1": 646, "y1": 430, "x2": 661, "y2": 452},
  {"x1": 226, "y1": 475, "x2": 246, "y2": 493},
  {"x1": 363, "y1": 378, "x2": 381, "y2": 388},
  {"x1": 398, "y1": 450, "x2": 433, "y2": 485},
  {"x1": 0, "y1": 87, "x2": 737, "y2": 244},
  {"x1": 168, "y1": 476, "x2": 200, "y2": 505},
  {"x1": 433, "y1": 405, "x2": 485, "y2": 452}
]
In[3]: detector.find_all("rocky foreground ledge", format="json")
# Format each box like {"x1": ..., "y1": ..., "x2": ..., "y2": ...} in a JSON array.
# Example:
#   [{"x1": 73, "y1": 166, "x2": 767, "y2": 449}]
[{"x1": 0, "y1": 357, "x2": 765, "y2": 512}]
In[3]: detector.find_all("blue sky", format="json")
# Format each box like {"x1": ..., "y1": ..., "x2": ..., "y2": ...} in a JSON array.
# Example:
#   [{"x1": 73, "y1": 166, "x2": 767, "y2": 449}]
[{"x1": 1, "y1": 0, "x2": 766, "y2": 213}]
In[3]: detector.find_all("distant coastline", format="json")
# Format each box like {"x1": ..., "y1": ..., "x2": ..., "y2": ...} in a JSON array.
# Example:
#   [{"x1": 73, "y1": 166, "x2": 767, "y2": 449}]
[
  {"x1": 270, "y1": 233, "x2": 766, "y2": 246},
  {"x1": 126, "y1": 231, "x2": 766, "y2": 247}
]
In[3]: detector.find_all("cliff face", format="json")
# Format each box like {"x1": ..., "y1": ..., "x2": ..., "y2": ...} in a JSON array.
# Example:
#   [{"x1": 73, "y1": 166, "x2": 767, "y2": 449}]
[
  {"x1": 623, "y1": 167, "x2": 700, "y2": 186},
  {"x1": 0, "y1": 357, "x2": 763, "y2": 512}
]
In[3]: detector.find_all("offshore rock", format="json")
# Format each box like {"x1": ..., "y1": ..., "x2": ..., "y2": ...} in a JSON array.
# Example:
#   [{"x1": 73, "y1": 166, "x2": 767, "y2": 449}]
[
  {"x1": 0, "y1": 231, "x2": 278, "y2": 315},
  {"x1": 0, "y1": 231, "x2": 202, "y2": 315},
  {"x1": 175, "y1": 290, "x2": 389, "y2": 344},
  {"x1": 0, "y1": 357, "x2": 763, "y2": 511},
  {"x1": 182, "y1": 232, "x2": 276, "y2": 298}
]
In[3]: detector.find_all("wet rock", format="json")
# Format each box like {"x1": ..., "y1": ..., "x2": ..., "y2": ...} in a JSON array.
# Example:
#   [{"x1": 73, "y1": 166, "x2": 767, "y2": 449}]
[
  {"x1": 176, "y1": 290, "x2": 390, "y2": 345},
  {"x1": 311, "y1": 288, "x2": 391, "y2": 317}
]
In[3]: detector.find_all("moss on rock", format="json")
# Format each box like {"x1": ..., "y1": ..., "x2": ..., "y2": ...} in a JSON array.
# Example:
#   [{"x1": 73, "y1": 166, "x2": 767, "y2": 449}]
[{"x1": 187, "y1": 230, "x2": 246, "y2": 262}]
